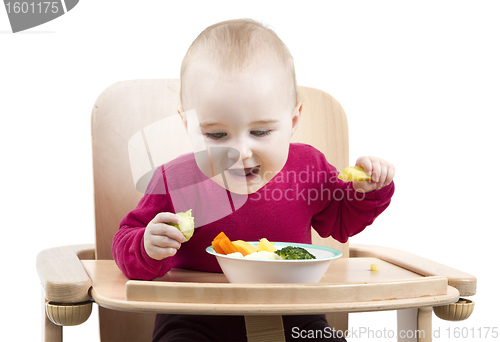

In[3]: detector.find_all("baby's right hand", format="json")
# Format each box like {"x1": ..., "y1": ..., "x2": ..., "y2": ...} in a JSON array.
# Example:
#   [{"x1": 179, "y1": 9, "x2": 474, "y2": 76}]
[{"x1": 144, "y1": 212, "x2": 186, "y2": 260}]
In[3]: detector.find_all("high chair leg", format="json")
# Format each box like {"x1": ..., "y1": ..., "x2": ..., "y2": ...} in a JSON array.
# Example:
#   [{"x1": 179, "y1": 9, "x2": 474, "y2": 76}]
[
  {"x1": 397, "y1": 307, "x2": 433, "y2": 342},
  {"x1": 42, "y1": 288, "x2": 62, "y2": 342}
]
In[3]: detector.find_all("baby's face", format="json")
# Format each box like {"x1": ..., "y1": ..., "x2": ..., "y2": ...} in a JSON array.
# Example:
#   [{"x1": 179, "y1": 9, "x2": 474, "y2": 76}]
[{"x1": 181, "y1": 66, "x2": 301, "y2": 194}]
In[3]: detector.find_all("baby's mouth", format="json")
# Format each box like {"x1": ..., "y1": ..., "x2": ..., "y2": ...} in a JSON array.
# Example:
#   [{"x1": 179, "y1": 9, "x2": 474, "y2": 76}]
[{"x1": 226, "y1": 166, "x2": 261, "y2": 179}]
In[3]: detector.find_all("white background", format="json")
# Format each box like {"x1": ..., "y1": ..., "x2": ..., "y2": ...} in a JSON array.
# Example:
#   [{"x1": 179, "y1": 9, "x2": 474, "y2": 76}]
[{"x1": 1, "y1": 1, "x2": 499, "y2": 341}]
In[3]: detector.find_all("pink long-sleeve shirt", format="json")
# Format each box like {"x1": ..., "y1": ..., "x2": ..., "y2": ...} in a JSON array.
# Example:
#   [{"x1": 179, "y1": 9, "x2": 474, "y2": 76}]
[{"x1": 113, "y1": 143, "x2": 395, "y2": 280}]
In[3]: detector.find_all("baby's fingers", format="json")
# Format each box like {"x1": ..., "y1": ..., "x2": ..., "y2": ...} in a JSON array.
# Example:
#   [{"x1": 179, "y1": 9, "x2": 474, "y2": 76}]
[
  {"x1": 146, "y1": 244, "x2": 178, "y2": 260},
  {"x1": 356, "y1": 156, "x2": 381, "y2": 182},
  {"x1": 355, "y1": 156, "x2": 372, "y2": 176},
  {"x1": 151, "y1": 212, "x2": 182, "y2": 225},
  {"x1": 370, "y1": 160, "x2": 382, "y2": 183},
  {"x1": 355, "y1": 156, "x2": 394, "y2": 190},
  {"x1": 148, "y1": 223, "x2": 186, "y2": 244},
  {"x1": 384, "y1": 163, "x2": 396, "y2": 186},
  {"x1": 145, "y1": 224, "x2": 184, "y2": 260},
  {"x1": 150, "y1": 231, "x2": 182, "y2": 250},
  {"x1": 376, "y1": 164, "x2": 388, "y2": 187}
]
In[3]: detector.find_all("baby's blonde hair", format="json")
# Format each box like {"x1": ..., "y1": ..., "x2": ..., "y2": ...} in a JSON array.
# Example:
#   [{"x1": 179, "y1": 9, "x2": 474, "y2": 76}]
[{"x1": 180, "y1": 19, "x2": 298, "y2": 108}]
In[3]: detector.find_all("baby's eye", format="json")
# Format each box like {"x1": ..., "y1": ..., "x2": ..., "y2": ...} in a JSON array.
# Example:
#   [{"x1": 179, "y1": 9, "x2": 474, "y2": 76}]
[
  {"x1": 205, "y1": 132, "x2": 227, "y2": 140},
  {"x1": 251, "y1": 130, "x2": 271, "y2": 137}
]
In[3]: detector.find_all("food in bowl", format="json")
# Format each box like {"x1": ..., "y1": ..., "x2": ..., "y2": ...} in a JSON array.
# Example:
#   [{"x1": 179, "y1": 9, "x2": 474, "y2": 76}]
[
  {"x1": 212, "y1": 231, "x2": 240, "y2": 254},
  {"x1": 246, "y1": 251, "x2": 281, "y2": 260},
  {"x1": 229, "y1": 250, "x2": 282, "y2": 260},
  {"x1": 211, "y1": 233, "x2": 317, "y2": 260},
  {"x1": 207, "y1": 232, "x2": 342, "y2": 283},
  {"x1": 275, "y1": 246, "x2": 316, "y2": 260},
  {"x1": 256, "y1": 238, "x2": 277, "y2": 253},
  {"x1": 231, "y1": 240, "x2": 257, "y2": 255}
]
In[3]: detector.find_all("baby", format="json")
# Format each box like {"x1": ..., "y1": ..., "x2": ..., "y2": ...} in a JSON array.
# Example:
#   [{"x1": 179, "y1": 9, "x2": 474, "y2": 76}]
[{"x1": 113, "y1": 19, "x2": 395, "y2": 342}]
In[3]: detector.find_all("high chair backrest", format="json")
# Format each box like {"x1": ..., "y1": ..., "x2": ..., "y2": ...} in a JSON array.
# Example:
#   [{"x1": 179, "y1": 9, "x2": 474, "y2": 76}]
[{"x1": 91, "y1": 79, "x2": 349, "y2": 340}]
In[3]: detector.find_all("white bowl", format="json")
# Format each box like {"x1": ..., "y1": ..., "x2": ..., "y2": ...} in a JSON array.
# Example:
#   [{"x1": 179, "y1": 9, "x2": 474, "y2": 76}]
[{"x1": 206, "y1": 242, "x2": 342, "y2": 283}]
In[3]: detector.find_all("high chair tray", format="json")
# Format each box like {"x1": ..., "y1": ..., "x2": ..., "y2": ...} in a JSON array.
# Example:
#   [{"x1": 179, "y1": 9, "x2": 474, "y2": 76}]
[{"x1": 81, "y1": 257, "x2": 459, "y2": 315}]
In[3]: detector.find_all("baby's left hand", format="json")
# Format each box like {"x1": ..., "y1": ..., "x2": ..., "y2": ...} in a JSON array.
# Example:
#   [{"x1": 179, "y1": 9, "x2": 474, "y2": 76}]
[{"x1": 353, "y1": 156, "x2": 395, "y2": 193}]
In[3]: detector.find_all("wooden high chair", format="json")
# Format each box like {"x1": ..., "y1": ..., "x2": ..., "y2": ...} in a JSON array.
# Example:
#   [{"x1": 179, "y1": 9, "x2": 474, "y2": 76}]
[{"x1": 37, "y1": 79, "x2": 476, "y2": 342}]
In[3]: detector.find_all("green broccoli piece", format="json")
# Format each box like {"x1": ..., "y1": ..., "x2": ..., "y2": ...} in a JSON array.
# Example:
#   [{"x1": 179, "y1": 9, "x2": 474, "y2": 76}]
[{"x1": 274, "y1": 246, "x2": 316, "y2": 260}]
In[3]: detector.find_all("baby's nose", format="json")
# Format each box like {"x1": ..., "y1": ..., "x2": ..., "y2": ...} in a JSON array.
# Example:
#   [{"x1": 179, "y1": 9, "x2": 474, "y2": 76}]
[{"x1": 228, "y1": 142, "x2": 252, "y2": 161}]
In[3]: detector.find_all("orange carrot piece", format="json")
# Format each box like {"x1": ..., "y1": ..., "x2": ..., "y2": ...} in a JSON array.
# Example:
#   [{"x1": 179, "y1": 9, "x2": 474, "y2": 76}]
[
  {"x1": 219, "y1": 237, "x2": 238, "y2": 254},
  {"x1": 212, "y1": 239, "x2": 225, "y2": 254},
  {"x1": 213, "y1": 231, "x2": 228, "y2": 242},
  {"x1": 234, "y1": 245, "x2": 249, "y2": 256},
  {"x1": 211, "y1": 232, "x2": 228, "y2": 254}
]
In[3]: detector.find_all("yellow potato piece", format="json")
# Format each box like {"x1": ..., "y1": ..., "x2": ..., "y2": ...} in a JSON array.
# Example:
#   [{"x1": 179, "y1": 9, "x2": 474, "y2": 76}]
[
  {"x1": 370, "y1": 263, "x2": 380, "y2": 271},
  {"x1": 257, "y1": 238, "x2": 277, "y2": 252},
  {"x1": 232, "y1": 240, "x2": 257, "y2": 255},
  {"x1": 338, "y1": 166, "x2": 372, "y2": 182}
]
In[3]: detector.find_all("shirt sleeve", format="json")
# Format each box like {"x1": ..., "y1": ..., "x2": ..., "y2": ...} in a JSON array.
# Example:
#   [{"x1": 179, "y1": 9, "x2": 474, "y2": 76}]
[
  {"x1": 310, "y1": 151, "x2": 395, "y2": 243},
  {"x1": 112, "y1": 166, "x2": 175, "y2": 280}
]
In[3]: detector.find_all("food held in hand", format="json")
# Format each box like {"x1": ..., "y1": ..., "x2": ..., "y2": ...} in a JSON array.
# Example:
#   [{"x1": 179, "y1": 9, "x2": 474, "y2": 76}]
[
  {"x1": 338, "y1": 166, "x2": 372, "y2": 182},
  {"x1": 168, "y1": 209, "x2": 195, "y2": 242},
  {"x1": 274, "y1": 246, "x2": 316, "y2": 260}
]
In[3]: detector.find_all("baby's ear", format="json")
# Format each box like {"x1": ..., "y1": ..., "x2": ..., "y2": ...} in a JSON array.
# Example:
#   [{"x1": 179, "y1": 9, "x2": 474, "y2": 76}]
[
  {"x1": 177, "y1": 105, "x2": 188, "y2": 131},
  {"x1": 291, "y1": 101, "x2": 303, "y2": 135}
]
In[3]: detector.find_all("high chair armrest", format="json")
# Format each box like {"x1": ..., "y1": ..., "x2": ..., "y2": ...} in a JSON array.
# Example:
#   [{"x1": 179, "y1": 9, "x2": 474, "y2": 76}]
[
  {"x1": 37, "y1": 244, "x2": 95, "y2": 303},
  {"x1": 350, "y1": 244, "x2": 476, "y2": 296}
]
